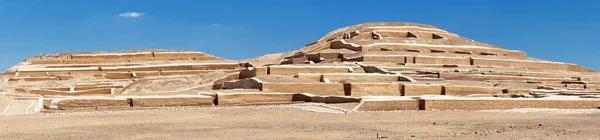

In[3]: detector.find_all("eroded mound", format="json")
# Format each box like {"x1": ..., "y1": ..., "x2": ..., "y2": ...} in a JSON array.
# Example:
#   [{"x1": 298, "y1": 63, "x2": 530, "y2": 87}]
[{"x1": 2, "y1": 50, "x2": 243, "y2": 95}]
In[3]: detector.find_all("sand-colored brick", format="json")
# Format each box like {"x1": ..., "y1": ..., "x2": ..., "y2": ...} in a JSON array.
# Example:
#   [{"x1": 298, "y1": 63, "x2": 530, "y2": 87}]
[
  {"x1": 294, "y1": 73, "x2": 323, "y2": 81},
  {"x1": 255, "y1": 67, "x2": 268, "y2": 76},
  {"x1": 30, "y1": 60, "x2": 63, "y2": 64},
  {"x1": 422, "y1": 97, "x2": 600, "y2": 110},
  {"x1": 71, "y1": 52, "x2": 153, "y2": 59},
  {"x1": 295, "y1": 73, "x2": 404, "y2": 82},
  {"x1": 362, "y1": 55, "x2": 407, "y2": 63},
  {"x1": 222, "y1": 78, "x2": 262, "y2": 89},
  {"x1": 217, "y1": 92, "x2": 296, "y2": 106},
  {"x1": 470, "y1": 58, "x2": 594, "y2": 72},
  {"x1": 414, "y1": 56, "x2": 471, "y2": 65},
  {"x1": 354, "y1": 97, "x2": 420, "y2": 111},
  {"x1": 55, "y1": 97, "x2": 130, "y2": 110},
  {"x1": 106, "y1": 72, "x2": 133, "y2": 79},
  {"x1": 261, "y1": 83, "x2": 345, "y2": 96},
  {"x1": 324, "y1": 73, "x2": 402, "y2": 82},
  {"x1": 268, "y1": 66, "x2": 350, "y2": 75},
  {"x1": 565, "y1": 84, "x2": 585, "y2": 90},
  {"x1": 153, "y1": 52, "x2": 205, "y2": 58},
  {"x1": 586, "y1": 84, "x2": 600, "y2": 90},
  {"x1": 308, "y1": 95, "x2": 361, "y2": 103},
  {"x1": 30, "y1": 88, "x2": 113, "y2": 95},
  {"x1": 443, "y1": 85, "x2": 502, "y2": 96},
  {"x1": 134, "y1": 71, "x2": 161, "y2": 78},
  {"x1": 402, "y1": 84, "x2": 443, "y2": 96},
  {"x1": 131, "y1": 95, "x2": 213, "y2": 107},
  {"x1": 350, "y1": 83, "x2": 401, "y2": 97},
  {"x1": 503, "y1": 88, "x2": 533, "y2": 94}
]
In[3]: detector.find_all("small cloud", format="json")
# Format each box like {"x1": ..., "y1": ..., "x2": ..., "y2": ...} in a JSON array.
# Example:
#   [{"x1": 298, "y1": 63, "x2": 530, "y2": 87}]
[
  {"x1": 119, "y1": 12, "x2": 144, "y2": 18},
  {"x1": 212, "y1": 23, "x2": 221, "y2": 27}
]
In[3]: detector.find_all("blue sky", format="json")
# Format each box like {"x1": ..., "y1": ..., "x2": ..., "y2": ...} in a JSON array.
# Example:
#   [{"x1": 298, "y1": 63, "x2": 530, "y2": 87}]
[{"x1": 1, "y1": 0, "x2": 599, "y2": 71}]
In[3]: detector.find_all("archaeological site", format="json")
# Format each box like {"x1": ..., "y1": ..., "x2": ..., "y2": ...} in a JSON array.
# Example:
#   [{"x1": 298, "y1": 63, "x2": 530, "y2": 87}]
[{"x1": 1, "y1": 22, "x2": 599, "y2": 115}]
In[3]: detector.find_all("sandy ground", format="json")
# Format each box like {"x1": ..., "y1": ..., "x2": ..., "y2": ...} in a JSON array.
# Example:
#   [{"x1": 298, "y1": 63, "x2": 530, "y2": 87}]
[
  {"x1": 1, "y1": 108, "x2": 600, "y2": 140},
  {"x1": 121, "y1": 71, "x2": 231, "y2": 94},
  {"x1": 0, "y1": 96, "x2": 12, "y2": 112},
  {"x1": 240, "y1": 52, "x2": 288, "y2": 67}
]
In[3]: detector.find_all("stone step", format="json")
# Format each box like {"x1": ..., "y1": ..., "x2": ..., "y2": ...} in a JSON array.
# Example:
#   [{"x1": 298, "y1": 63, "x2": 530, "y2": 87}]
[
  {"x1": 16, "y1": 63, "x2": 242, "y2": 76},
  {"x1": 439, "y1": 72, "x2": 577, "y2": 82},
  {"x1": 295, "y1": 73, "x2": 412, "y2": 83},
  {"x1": 267, "y1": 65, "x2": 354, "y2": 75}
]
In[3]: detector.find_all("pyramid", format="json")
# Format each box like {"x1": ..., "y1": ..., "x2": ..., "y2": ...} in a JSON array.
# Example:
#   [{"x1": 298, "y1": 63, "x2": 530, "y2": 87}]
[{"x1": 3, "y1": 22, "x2": 600, "y2": 112}]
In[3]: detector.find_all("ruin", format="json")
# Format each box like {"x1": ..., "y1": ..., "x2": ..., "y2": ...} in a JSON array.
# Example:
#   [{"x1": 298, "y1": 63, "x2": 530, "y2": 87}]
[{"x1": 2, "y1": 22, "x2": 600, "y2": 114}]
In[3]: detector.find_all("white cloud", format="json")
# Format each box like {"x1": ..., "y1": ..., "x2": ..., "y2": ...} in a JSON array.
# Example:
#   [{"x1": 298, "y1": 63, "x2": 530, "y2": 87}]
[
  {"x1": 119, "y1": 12, "x2": 144, "y2": 18},
  {"x1": 212, "y1": 23, "x2": 221, "y2": 27}
]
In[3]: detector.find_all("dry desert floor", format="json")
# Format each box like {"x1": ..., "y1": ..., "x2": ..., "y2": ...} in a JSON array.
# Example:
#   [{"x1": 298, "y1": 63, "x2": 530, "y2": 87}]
[{"x1": 1, "y1": 107, "x2": 600, "y2": 140}]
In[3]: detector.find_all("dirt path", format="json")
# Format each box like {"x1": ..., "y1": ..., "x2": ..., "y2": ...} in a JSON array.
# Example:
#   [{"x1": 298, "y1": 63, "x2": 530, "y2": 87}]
[
  {"x1": 1, "y1": 108, "x2": 600, "y2": 140},
  {"x1": 0, "y1": 100, "x2": 37, "y2": 115}
]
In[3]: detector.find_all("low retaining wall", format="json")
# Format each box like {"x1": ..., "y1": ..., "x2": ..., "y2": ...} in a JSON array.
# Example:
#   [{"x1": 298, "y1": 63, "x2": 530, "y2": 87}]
[
  {"x1": 19, "y1": 63, "x2": 242, "y2": 75},
  {"x1": 402, "y1": 84, "x2": 444, "y2": 96},
  {"x1": 261, "y1": 83, "x2": 345, "y2": 96},
  {"x1": 565, "y1": 84, "x2": 585, "y2": 90},
  {"x1": 354, "y1": 97, "x2": 420, "y2": 111},
  {"x1": 268, "y1": 66, "x2": 351, "y2": 75},
  {"x1": 471, "y1": 58, "x2": 594, "y2": 72},
  {"x1": 104, "y1": 70, "x2": 238, "y2": 79},
  {"x1": 30, "y1": 60, "x2": 63, "y2": 64},
  {"x1": 421, "y1": 97, "x2": 600, "y2": 110},
  {"x1": 217, "y1": 92, "x2": 296, "y2": 106},
  {"x1": 222, "y1": 78, "x2": 262, "y2": 89},
  {"x1": 106, "y1": 72, "x2": 134, "y2": 79},
  {"x1": 212, "y1": 72, "x2": 242, "y2": 89},
  {"x1": 362, "y1": 55, "x2": 407, "y2": 63},
  {"x1": 71, "y1": 52, "x2": 153, "y2": 59},
  {"x1": 53, "y1": 95, "x2": 214, "y2": 110},
  {"x1": 361, "y1": 44, "x2": 527, "y2": 58},
  {"x1": 309, "y1": 95, "x2": 361, "y2": 103},
  {"x1": 414, "y1": 56, "x2": 471, "y2": 65},
  {"x1": 439, "y1": 72, "x2": 573, "y2": 82},
  {"x1": 160, "y1": 70, "x2": 232, "y2": 76},
  {"x1": 153, "y1": 52, "x2": 205, "y2": 58},
  {"x1": 295, "y1": 73, "x2": 408, "y2": 82},
  {"x1": 255, "y1": 67, "x2": 268, "y2": 76},
  {"x1": 350, "y1": 83, "x2": 402, "y2": 97},
  {"x1": 325, "y1": 73, "x2": 403, "y2": 82},
  {"x1": 586, "y1": 84, "x2": 600, "y2": 90},
  {"x1": 7, "y1": 77, "x2": 62, "y2": 81},
  {"x1": 443, "y1": 85, "x2": 503, "y2": 96},
  {"x1": 294, "y1": 73, "x2": 323, "y2": 81},
  {"x1": 359, "y1": 65, "x2": 391, "y2": 74},
  {"x1": 62, "y1": 59, "x2": 130, "y2": 64},
  {"x1": 503, "y1": 88, "x2": 533, "y2": 94},
  {"x1": 29, "y1": 88, "x2": 115, "y2": 95},
  {"x1": 131, "y1": 95, "x2": 214, "y2": 107},
  {"x1": 55, "y1": 97, "x2": 130, "y2": 110},
  {"x1": 580, "y1": 76, "x2": 600, "y2": 84}
]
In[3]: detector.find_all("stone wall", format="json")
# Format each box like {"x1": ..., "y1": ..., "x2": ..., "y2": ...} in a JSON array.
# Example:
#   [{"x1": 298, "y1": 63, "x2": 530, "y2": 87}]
[{"x1": 261, "y1": 83, "x2": 345, "y2": 96}]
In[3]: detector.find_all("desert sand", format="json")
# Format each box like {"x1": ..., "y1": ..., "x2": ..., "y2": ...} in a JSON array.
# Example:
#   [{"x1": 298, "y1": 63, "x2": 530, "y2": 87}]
[{"x1": 1, "y1": 107, "x2": 600, "y2": 140}]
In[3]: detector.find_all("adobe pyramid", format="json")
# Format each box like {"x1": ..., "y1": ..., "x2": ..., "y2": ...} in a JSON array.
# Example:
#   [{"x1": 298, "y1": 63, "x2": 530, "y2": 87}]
[{"x1": 3, "y1": 22, "x2": 600, "y2": 112}]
